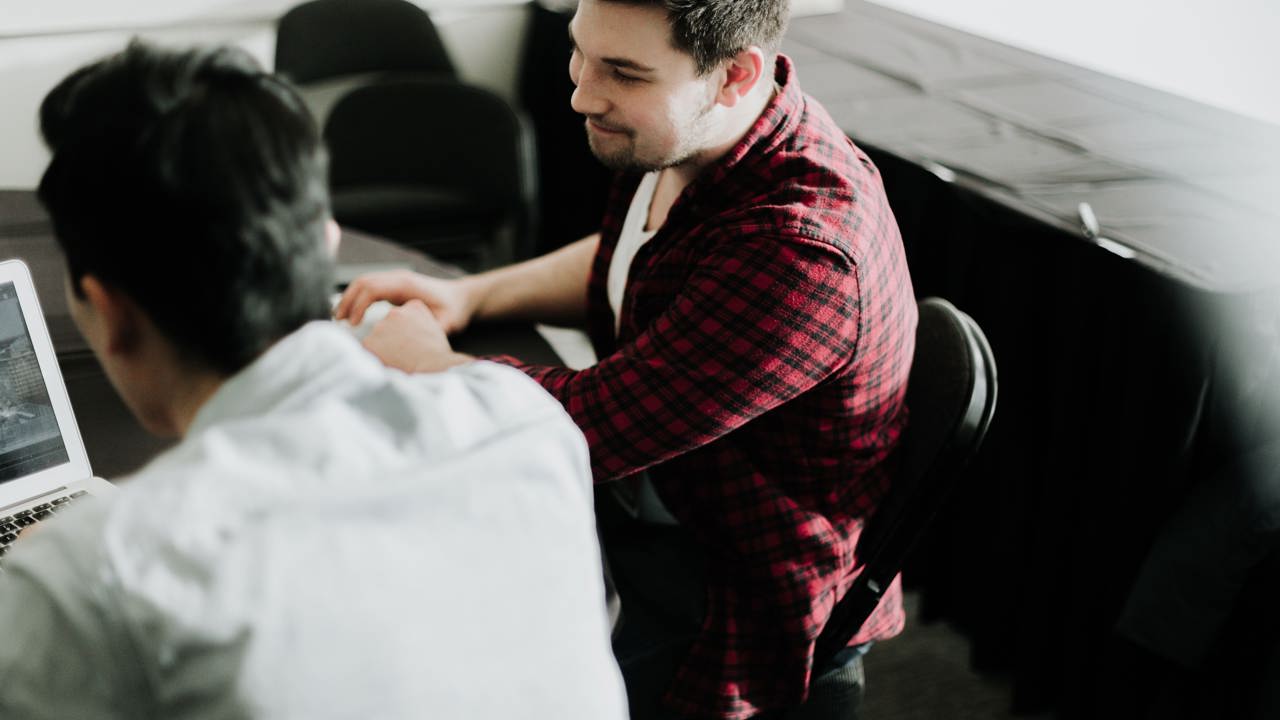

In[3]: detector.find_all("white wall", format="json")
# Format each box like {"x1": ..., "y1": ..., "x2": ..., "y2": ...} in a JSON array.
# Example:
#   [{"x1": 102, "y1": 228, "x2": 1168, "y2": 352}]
[
  {"x1": 0, "y1": 0, "x2": 530, "y2": 189},
  {"x1": 871, "y1": 0, "x2": 1280, "y2": 126}
]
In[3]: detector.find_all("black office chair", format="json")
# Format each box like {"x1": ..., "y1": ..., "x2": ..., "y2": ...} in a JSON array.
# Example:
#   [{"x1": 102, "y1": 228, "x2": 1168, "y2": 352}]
[
  {"x1": 1109, "y1": 444, "x2": 1280, "y2": 720},
  {"x1": 786, "y1": 296, "x2": 999, "y2": 720},
  {"x1": 323, "y1": 78, "x2": 538, "y2": 271},
  {"x1": 274, "y1": 0, "x2": 456, "y2": 85}
]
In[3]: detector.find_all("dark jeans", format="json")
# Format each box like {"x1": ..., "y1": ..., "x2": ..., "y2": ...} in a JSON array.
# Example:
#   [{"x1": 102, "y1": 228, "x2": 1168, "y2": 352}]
[
  {"x1": 598, "y1": 484, "x2": 706, "y2": 720},
  {"x1": 598, "y1": 485, "x2": 867, "y2": 720}
]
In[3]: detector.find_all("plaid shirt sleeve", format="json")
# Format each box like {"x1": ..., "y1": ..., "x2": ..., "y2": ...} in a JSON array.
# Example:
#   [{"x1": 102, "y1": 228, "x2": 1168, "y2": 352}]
[{"x1": 489, "y1": 230, "x2": 860, "y2": 483}]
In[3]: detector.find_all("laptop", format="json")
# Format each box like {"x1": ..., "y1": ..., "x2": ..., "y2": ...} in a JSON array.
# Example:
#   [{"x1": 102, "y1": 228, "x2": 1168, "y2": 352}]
[{"x1": 0, "y1": 259, "x2": 114, "y2": 559}]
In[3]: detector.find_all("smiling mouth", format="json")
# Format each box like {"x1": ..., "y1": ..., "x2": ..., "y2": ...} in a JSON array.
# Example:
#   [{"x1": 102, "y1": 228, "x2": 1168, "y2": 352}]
[{"x1": 587, "y1": 118, "x2": 627, "y2": 135}]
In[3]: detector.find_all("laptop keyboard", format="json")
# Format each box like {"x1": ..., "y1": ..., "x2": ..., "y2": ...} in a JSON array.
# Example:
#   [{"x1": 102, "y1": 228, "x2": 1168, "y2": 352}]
[{"x1": 0, "y1": 490, "x2": 88, "y2": 559}]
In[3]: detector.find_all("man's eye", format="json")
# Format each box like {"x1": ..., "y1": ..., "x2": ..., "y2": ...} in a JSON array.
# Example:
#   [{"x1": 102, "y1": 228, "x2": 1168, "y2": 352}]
[{"x1": 613, "y1": 70, "x2": 641, "y2": 84}]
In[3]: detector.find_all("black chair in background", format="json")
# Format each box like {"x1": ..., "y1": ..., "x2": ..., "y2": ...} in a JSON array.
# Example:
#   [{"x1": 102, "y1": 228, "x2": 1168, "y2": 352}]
[
  {"x1": 274, "y1": 0, "x2": 458, "y2": 132},
  {"x1": 519, "y1": 1, "x2": 612, "y2": 255},
  {"x1": 787, "y1": 296, "x2": 999, "y2": 719},
  {"x1": 1106, "y1": 444, "x2": 1280, "y2": 720},
  {"x1": 324, "y1": 78, "x2": 538, "y2": 271},
  {"x1": 274, "y1": 0, "x2": 455, "y2": 85}
]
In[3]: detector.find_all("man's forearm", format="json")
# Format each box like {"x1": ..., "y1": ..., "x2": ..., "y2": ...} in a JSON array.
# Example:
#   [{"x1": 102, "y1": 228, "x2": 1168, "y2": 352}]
[{"x1": 463, "y1": 233, "x2": 599, "y2": 327}]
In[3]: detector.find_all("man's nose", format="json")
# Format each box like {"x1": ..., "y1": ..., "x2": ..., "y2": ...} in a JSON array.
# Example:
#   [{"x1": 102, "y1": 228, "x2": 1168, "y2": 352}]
[{"x1": 569, "y1": 64, "x2": 609, "y2": 117}]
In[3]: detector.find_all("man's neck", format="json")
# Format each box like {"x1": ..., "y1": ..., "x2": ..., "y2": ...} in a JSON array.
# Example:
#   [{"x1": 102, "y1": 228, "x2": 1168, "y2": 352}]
[
  {"x1": 170, "y1": 370, "x2": 226, "y2": 437},
  {"x1": 666, "y1": 79, "x2": 779, "y2": 191}
]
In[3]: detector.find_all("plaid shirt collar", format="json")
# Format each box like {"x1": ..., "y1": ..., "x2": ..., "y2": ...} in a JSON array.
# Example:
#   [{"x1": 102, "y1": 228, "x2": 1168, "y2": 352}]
[{"x1": 675, "y1": 54, "x2": 804, "y2": 210}]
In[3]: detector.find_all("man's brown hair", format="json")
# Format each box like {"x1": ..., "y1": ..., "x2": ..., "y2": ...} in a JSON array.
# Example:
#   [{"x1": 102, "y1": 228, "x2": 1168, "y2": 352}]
[{"x1": 602, "y1": 0, "x2": 791, "y2": 74}]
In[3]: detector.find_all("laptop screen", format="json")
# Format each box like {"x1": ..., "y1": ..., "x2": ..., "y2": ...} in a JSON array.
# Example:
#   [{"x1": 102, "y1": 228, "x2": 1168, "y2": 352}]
[{"x1": 0, "y1": 282, "x2": 70, "y2": 483}]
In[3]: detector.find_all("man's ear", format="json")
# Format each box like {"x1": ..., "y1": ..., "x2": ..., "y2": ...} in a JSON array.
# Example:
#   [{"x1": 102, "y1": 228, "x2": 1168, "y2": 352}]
[
  {"x1": 715, "y1": 47, "x2": 767, "y2": 108},
  {"x1": 78, "y1": 275, "x2": 142, "y2": 357},
  {"x1": 324, "y1": 218, "x2": 341, "y2": 258}
]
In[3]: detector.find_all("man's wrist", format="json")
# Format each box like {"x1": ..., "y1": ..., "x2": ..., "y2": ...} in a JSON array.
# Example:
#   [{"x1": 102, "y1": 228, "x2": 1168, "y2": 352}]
[{"x1": 458, "y1": 274, "x2": 492, "y2": 324}]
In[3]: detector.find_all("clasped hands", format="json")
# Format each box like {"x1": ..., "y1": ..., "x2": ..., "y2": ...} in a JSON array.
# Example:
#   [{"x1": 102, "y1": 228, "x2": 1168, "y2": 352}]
[{"x1": 333, "y1": 270, "x2": 474, "y2": 373}]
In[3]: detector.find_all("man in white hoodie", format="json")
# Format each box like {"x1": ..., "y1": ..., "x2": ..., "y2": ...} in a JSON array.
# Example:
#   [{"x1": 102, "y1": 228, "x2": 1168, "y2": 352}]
[{"x1": 0, "y1": 41, "x2": 627, "y2": 720}]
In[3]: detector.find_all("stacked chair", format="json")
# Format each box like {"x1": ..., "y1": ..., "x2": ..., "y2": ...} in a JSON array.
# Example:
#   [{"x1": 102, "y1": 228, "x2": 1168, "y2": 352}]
[{"x1": 276, "y1": 0, "x2": 537, "y2": 270}]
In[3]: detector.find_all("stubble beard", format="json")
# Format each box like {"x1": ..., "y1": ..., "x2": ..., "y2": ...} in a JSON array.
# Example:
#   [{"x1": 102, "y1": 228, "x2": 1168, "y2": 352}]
[
  {"x1": 584, "y1": 96, "x2": 717, "y2": 173},
  {"x1": 585, "y1": 123, "x2": 647, "y2": 172}
]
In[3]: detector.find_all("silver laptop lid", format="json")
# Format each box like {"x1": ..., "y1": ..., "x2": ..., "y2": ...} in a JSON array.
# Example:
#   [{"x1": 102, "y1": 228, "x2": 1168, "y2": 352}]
[{"x1": 0, "y1": 259, "x2": 93, "y2": 508}]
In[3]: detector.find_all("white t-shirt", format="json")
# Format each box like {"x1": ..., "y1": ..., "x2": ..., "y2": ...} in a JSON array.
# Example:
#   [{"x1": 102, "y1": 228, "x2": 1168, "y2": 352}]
[
  {"x1": 605, "y1": 172, "x2": 679, "y2": 525},
  {"x1": 0, "y1": 322, "x2": 627, "y2": 720},
  {"x1": 607, "y1": 170, "x2": 659, "y2": 334}
]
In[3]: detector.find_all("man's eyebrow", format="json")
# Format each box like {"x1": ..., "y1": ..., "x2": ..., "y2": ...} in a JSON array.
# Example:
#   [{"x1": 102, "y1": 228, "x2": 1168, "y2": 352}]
[
  {"x1": 567, "y1": 25, "x2": 656, "y2": 73},
  {"x1": 602, "y1": 57, "x2": 655, "y2": 73}
]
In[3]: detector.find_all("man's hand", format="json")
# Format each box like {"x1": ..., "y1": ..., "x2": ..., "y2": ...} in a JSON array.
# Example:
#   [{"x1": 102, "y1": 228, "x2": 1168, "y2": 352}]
[
  {"x1": 362, "y1": 300, "x2": 472, "y2": 373},
  {"x1": 335, "y1": 270, "x2": 478, "y2": 335}
]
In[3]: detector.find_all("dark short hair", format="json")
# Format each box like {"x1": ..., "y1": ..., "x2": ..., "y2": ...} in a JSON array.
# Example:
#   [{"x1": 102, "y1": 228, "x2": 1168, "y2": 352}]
[
  {"x1": 601, "y1": 0, "x2": 791, "y2": 74},
  {"x1": 38, "y1": 41, "x2": 333, "y2": 375}
]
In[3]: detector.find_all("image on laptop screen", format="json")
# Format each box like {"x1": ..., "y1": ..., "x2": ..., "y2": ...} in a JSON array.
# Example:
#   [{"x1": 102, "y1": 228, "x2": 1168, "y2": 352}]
[{"x1": 0, "y1": 282, "x2": 69, "y2": 482}]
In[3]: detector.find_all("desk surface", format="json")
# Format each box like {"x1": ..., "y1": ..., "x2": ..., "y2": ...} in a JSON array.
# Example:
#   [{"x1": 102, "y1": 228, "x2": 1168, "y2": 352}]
[
  {"x1": 0, "y1": 188, "x2": 563, "y2": 477},
  {"x1": 785, "y1": 1, "x2": 1280, "y2": 294}
]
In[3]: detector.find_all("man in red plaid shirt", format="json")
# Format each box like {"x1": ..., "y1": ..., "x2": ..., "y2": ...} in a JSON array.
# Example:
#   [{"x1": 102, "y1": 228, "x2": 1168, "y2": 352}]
[{"x1": 337, "y1": 1, "x2": 916, "y2": 717}]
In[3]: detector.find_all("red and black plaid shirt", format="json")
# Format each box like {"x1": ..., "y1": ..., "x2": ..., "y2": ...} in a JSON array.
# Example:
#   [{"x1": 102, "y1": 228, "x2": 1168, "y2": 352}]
[{"x1": 495, "y1": 56, "x2": 916, "y2": 719}]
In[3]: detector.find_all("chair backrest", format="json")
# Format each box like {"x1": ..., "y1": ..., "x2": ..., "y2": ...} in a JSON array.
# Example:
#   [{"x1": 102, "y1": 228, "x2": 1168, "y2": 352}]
[
  {"x1": 275, "y1": 0, "x2": 455, "y2": 84},
  {"x1": 323, "y1": 78, "x2": 539, "y2": 262},
  {"x1": 813, "y1": 296, "x2": 998, "y2": 667}
]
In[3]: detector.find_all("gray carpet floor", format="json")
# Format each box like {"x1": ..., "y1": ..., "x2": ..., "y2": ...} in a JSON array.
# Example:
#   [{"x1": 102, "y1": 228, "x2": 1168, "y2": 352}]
[{"x1": 860, "y1": 592, "x2": 1051, "y2": 720}]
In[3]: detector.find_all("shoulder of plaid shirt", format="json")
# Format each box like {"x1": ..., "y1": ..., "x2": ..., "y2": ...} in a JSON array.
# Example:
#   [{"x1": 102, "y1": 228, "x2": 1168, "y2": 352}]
[{"x1": 487, "y1": 55, "x2": 917, "y2": 720}]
